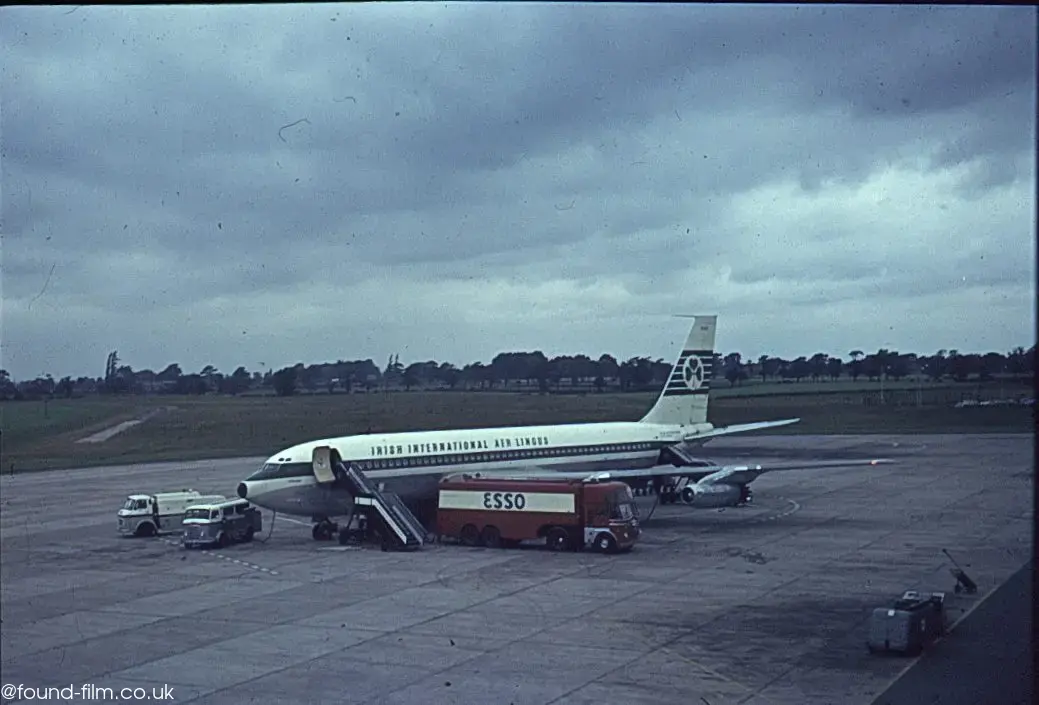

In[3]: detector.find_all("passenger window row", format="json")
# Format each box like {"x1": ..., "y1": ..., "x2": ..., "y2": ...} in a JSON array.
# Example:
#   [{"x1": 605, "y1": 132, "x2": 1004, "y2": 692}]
[
  {"x1": 359, "y1": 442, "x2": 657, "y2": 471},
  {"x1": 253, "y1": 442, "x2": 659, "y2": 478}
]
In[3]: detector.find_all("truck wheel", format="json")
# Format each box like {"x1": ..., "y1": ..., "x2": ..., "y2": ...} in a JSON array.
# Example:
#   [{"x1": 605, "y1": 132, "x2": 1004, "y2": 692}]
[
  {"x1": 546, "y1": 528, "x2": 571, "y2": 552},
  {"x1": 480, "y1": 526, "x2": 502, "y2": 548},
  {"x1": 218, "y1": 532, "x2": 230, "y2": 548},
  {"x1": 595, "y1": 533, "x2": 617, "y2": 554},
  {"x1": 460, "y1": 524, "x2": 479, "y2": 547},
  {"x1": 136, "y1": 523, "x2": 156, "y2": 537},
  {"x1": 244, "y1": 527, "x2": 255, "y2": 542}
]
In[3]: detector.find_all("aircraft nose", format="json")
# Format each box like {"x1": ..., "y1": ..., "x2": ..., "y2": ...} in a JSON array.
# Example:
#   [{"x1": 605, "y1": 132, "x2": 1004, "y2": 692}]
[{"x1": 237, "y1": 482, "x2": 248, "y2": 499}]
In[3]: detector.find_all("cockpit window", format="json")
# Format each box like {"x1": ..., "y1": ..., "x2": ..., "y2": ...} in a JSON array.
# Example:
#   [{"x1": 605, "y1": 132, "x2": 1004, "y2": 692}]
[{"x1": 246, "y1": 462, "x2": 314, "y2": 480}]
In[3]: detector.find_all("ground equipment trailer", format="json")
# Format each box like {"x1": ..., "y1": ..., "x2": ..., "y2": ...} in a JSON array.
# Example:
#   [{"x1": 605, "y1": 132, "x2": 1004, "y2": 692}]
[
  {"x1": 436, "y1": 475, "x2": 641, "y2": 553},
  {"x1": 867, "y1": 590, "x2": 947, "y2": 656},
  {"x1": 118, "y1": 490, "x2": 226, "y2": 537},
  {"x1": 182, "y1": 498, "x2": 262, "y2": 548}
]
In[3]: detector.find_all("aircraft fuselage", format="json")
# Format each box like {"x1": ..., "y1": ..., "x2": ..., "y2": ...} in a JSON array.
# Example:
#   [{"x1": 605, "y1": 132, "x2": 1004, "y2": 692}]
[{"x1": 238, "y1": 420, "x2": 703, "y2": 518}]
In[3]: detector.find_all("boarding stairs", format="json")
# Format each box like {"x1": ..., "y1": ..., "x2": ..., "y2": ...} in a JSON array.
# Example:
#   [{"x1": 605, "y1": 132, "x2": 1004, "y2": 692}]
[
  {"x1": 660, "y1": 442, "x2": 718, "y2": 468},
  {"x1": 339, "y1": 462, "x2": 426, "y2": 551}
]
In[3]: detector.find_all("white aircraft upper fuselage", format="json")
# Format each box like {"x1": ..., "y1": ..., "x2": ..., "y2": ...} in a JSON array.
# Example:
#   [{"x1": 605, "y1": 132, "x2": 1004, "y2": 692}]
[
  {"x1": 238, "y1": 419, "x2": 714, "y2": 518},
  {"x1": 236, "y1": 315, "x2": 887, "y2": 525}
]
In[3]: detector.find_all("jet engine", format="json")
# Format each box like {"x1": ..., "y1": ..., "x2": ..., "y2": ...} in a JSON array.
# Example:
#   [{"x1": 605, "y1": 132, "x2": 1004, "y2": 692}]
[{"x1": 679, "y1": 482, "x2": 746, "y2": 508}]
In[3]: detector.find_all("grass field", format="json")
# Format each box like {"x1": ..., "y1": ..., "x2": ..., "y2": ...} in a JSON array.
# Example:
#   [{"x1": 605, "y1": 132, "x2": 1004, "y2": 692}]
[
  {"x1": 707, "y1": 377, "x2": 1012, "y2": 398},
  {"x1": 1, "y1": 381, "x2": 1033, "y2": 473}
]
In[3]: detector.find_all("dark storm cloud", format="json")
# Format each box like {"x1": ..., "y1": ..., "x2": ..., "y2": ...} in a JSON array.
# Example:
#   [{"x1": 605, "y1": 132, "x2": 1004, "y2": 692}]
[
  {"x1": 7, "y1": 5, "x2": 1030, "y2": 249},
  {"x1": 1, "y1": 4, "x2": 1034, "y2": 379}
]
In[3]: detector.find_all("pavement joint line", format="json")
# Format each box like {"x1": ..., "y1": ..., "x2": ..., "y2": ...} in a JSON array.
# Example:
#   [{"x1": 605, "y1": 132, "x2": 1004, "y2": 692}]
[
  {"x1": 5, "y1": 437, "x2": 1026, "y2": 705},
  {"x1": 544, "y1": 571, "x2": 810, "y2": 705},
  {"x1": 158, "y1": 536, "x2": 280, "y2": 575},
  {"x1": 537, "y1": 498, "x2": 809, "y2": 704},
  {"x1": 866, "y1": 565, "x2": 1025, "y2": 703},
  {"x1": 657, "y1": 643, "x2": 757, "y2": 695},
  {"x1": 641, "y1": 473, "x2": 1022, "y2": 705},
  {"x1": 245, "y1": 491, "x2": 800, "y2": 573},
  {"x1": 539, "y1": 640, "x2": 702, "y2": 705},
  {"x1": 192, "y1": 548, "x2": 665, "y2": 704},
  {"x1": 727, "y1": 485, "x2": 1029, "y2": 704},
  {"x1": 275, "y1": 515, "x2": 312, "y2": 527},
  {"x1": 375, "y1": 555, "x2": 674, "y2": 705}
]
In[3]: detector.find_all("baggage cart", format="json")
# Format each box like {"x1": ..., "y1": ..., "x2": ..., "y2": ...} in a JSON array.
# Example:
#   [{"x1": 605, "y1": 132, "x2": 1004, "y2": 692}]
[{"x1": 867, "y1": 590, "x2": 946, "y2": 656}]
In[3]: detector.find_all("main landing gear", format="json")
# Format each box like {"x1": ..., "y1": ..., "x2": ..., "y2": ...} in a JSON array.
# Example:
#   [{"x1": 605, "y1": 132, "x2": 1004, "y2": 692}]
[
  {"x1": 312, "y1": 516, "x2": 369, "y2": 546},
  {"x1": 653, "y1": 480, "x2": 681, "y2": 505}
]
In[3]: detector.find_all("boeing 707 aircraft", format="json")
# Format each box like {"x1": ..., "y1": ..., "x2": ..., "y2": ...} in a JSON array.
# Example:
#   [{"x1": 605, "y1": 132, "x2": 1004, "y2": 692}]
[{"x1": 237, "y1": 315, "x2": 889, "y2": 542}]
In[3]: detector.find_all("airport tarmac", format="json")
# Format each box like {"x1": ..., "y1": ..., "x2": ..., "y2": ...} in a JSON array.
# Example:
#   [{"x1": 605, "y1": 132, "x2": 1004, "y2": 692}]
[{"x1": 1, "y1": 434, "x2": 1032, "y2": 705}]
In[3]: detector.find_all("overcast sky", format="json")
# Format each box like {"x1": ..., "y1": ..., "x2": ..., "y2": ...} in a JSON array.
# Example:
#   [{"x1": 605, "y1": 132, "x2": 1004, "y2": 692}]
[{"x1": 3, "y1": 4, "x2": 1036, "y2": 381}]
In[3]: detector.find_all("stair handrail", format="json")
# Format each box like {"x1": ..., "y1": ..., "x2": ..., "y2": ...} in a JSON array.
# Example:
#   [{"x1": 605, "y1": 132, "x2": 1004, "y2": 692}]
[{"x1": 341, "y1": 462, "x2": 424, "y2": 547}]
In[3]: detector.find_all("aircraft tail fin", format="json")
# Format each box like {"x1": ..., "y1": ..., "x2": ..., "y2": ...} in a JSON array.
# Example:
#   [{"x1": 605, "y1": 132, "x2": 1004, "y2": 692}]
[{"x1": 640, "y1": 315, "x2": 716, "y2": 427}]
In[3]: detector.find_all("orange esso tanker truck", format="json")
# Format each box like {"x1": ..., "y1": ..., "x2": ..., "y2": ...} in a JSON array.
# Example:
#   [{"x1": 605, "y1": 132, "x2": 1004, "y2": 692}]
[{"x1": 435, "y1": 475, "x2": 641, "y2": 553}]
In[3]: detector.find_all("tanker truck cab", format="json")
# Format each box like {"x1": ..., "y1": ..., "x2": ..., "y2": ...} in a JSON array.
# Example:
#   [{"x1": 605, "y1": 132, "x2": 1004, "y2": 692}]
[
  {"x1": 117, "y1": 490, "x2": 225, "y2": 537},
  {"x1": 182, "y1": 498, "x2": 262, "y2": 549},
  {"x1": 585, "y1": 481, "x2": 641, "y2": 553}
]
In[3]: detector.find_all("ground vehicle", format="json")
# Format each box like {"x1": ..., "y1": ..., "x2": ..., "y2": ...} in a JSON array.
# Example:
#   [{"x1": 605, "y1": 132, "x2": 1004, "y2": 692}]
[
  {"x1": 118, "y1": 490, "x2": 225, "y2": 537},
  {"x1": 436, "y1": 475, "x2": 640, "y2": 553},
  {"x1": 182, "y1": 498, "x2": 263, "y2": 548},
  {"x1": 867, "y1": 590, "x2": 946, "y2": 656}
]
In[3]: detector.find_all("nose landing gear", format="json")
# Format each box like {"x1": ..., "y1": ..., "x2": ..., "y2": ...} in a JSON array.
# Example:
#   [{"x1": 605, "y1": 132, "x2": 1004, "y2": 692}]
[{"x1": 311, "y1": 518, "x2": 338, "y2": 541}]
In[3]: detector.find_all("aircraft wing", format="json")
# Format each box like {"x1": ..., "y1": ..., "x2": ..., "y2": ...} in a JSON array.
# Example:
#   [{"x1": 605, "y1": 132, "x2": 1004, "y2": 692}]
[
  {"x1": 688, "y1": 458, "x2": 891, "y2": 485},
  {"x1": 475, "y1": 457, "x2": 892, "y2": 485},
  {"x1": 682, "y1": 418, "x2": 801, "y2": 443}
]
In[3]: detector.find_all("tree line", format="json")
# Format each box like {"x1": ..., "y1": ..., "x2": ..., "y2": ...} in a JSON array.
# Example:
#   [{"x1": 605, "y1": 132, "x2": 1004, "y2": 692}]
[{"x1": 1, "y1": 345, "x2": 1033, "y2": 401}]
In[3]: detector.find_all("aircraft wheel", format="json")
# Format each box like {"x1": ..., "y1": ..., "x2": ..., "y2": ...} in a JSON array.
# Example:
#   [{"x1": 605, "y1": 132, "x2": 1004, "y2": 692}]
[
  {"x1": 312, "y1": 523, "x2": 334, "y2": 541},
  {"x1": 460, "y1": 524, "x2": 479, "y2": 547},
  {"x1": 480, "y1": 526, "x2": 502, "y2": 548},
  {"x1": 546, "y1": 527, "x2": 571, "y2": 552}
]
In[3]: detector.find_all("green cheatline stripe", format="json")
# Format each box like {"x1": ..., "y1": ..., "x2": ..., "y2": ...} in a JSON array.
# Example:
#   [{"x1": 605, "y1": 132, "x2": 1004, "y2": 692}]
[
  {"x1": 361, "y1": 440, "x2": 668, "y2": 471},
  {"x1": 262, "y1": 440, "x2": 671, "y2": 478}
]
